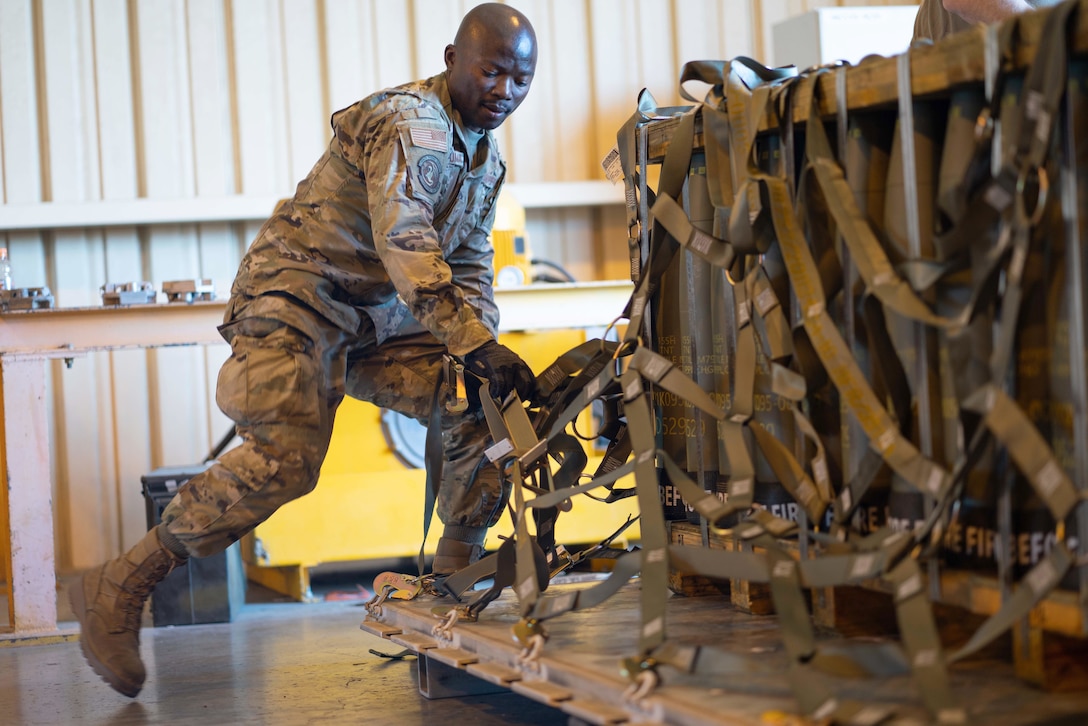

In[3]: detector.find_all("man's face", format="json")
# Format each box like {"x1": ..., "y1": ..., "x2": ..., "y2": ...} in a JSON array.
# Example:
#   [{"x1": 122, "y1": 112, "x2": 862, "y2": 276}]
[{"x1": 445, "y1": 28, "x2": 536, "y2": 132}]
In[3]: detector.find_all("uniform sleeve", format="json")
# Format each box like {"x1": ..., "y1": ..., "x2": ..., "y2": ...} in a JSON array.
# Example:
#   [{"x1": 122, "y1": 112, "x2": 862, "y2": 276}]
[
  {"x1": 448, "y1": 178, "x2": 503, "y2": 338},
  {"x1": 361, "y1": 109, "x2": 494, "y2": 357}
]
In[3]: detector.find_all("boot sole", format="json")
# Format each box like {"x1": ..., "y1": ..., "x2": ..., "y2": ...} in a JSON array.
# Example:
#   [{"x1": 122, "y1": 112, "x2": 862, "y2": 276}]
[{"x1": 68, "y1": 581, "x2": 142, "y2": 698}]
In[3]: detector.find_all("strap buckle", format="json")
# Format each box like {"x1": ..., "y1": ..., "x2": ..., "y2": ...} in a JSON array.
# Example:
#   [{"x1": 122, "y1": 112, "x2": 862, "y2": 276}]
[
  {"x1": 1014, "y1": 163, "x2": 1049, "y2": 227},
  {"x1": 443, "y1": 354, "x2": 468, "y2": 413},
  {"x1": 620, "y1": 656, "x2": 660, "y2": 701},
  {"x1": 512, "y1": 617, "x2": 546, "y2": 647}
]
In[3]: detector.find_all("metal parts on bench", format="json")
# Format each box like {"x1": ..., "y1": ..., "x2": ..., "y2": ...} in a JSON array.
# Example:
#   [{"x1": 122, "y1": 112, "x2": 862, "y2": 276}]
[
  {"x1": 163, "y1": 278, "x2": 216, "y2": 304},
  {"x1": 101, "y1": 281, "x2": 156, "y2": 306},
  {"x1": 0, "y1": 286, "x2": 55, "y2": 311},
  {"x1": 99, "y1": 279, "x2": 216, "y2": 306}
]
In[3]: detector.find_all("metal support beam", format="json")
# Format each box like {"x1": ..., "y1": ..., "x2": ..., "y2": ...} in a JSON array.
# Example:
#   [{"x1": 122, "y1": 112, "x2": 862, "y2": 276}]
[
  {"x1": 1, "y1": 352, "x2": 80, "y2": 636},
  {"x1": 418, "y1": 652, "x2": 508, "y2": 699}
]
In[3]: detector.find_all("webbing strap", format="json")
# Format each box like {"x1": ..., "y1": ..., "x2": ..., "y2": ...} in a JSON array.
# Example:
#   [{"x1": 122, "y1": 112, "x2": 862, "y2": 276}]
[
  {"x1": 948, "y1": 542, "x2": 1075, "y2": 663},
  {"x1": 897, "y1": 53, "x2": 923, "y2": 263},
  {"x1": 461, "y1": 538, "x2": 517, "y2": 616},
  {"x1": 528, "y1": 549, "x2": 641, "y2": 622},
  {"x1": 749, "y1": 269, "x2": 794, "y2": 363},
  {"x1": 667, "y1": 541, "x2": 767, "y2": 582},
  {"x1": 419, "y1": 375, "x2": 448, "y2": 576},
  {"x1": 962, "y1": 384, "x2": 1082, "y2": 521},
  {"x1": 659, "y1": 449, "x2": 747, "y2": 526},
  {"x1": 536, "y1": 338, "x2": 612, "y2": 402},
  {"x1": 768, "y1": 551, "x2": 847, "y2": 718},
  {"x1": 729, "y1": 279, "x2": 757, "y2": 419},
  {"x1": 886, "y1": 559, "x2": 964, "y2": 724},
  {"x1": 727, "y1": 73, "x2": 775, "y2": 255},
  {"x1": 624, "y1": 107, "x2": 699, "y2": 340},
  {"x1": 749, "y1": 422, "x2": 827, "y2": 523},
  {"x1": 651, "y1": 192, "x2": 735, "y2": 269},
  {"x1": 543, "y1": 355, "x2": 620, "y2": 440},
  {"x1": 771, "y1": 168, "x2": 952, "y2": 507},
  {"x1": 721, "y1": 278, "x2": 758, "y2": 509},
  {"x1": 510, "y1": 459, "x2": 548, "y2": 618},
  {"x1": 805, "y1": 84, "x2": 966, "y2": 330},
  {"x1": 441, "y1": 550, "x2": 500, "y2": 601},
  {"x1": 798, "y1": 543, "x2": 893, "y2": 588},
  {"x1": 630, "y1": 345, "x2": 723, "y2": 421},
  {"x1": 767, "y1": 551, "x2": 815, "y2": 661},
  {"x1": 544, "y1": 432, "x2": 589, "y2": 494},
  {"x1": 440, "y1": 449, "x2": 638, "y2": 604},
  {"x1": 622, "y1": 367, "x2": 671, "y2": 656},
  {"x1": 616, "y1": 89, "x2": 677, "y2": 282}
]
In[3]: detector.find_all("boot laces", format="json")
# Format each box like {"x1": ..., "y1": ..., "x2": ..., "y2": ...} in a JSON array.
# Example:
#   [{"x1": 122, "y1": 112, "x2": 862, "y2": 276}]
[{"x1": 118, "y1": 552, "x2": 177, "y2": 632}]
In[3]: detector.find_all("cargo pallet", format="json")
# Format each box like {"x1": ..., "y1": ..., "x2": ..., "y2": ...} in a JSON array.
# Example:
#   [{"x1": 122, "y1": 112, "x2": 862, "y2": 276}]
[{"x1": 360, "y1": 575, "x2": 1088, "y2": 725}]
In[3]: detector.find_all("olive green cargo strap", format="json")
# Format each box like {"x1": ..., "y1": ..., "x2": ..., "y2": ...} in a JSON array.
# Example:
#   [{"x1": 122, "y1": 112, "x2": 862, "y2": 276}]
[
  {"x1": 772, "y1": 150, "x2": 953, "y2": 509},
  {"x1": 885, "y1": 558, "x2": 965, "y2": 724},
  {"x1": 991, "y1": 0, "x2": 1079, "y2": 387},
  {"x1": 962, "y1": 385, "x2": 1084, "y2": 522},
  {"x1": 804, "y1": 78, "x2": 966, "y2": 331},
  {"x1": 932, "y1": 20, "x2": 1020, "y2": 261},
  {"x1": 650, "y1": 191, "x2": 735, "y2": 269},
  {"x1": 628, "y1": 345, "x2": 722, "y2": 421},
  {"x1": 622, "y1": 105, "x2": 699, "y2": 339},
  {"x1": 726, "y1": 61, "x2": 795, "y2": 257},
  {"x1": 418, "y1": 372, "x2": 450, "y2": 576},
  {"x1": 620, "y1": 367, "x2": 672, "y2": 657},
  {"x1": 541, "y1": 353, "x2": 621, "y2": 440},
  {"x1": 659, "y1": 448, "x2": 748, "y2": 526},
  {"x1": 614, "y1": 89, "x2": 679, "y2": 282},
  {"x1": 534, "y1": 338, "x2": 616, "y2": 405},
  {"x1": 948, "y1": 542, "x2": 1076, "y2": 663}
]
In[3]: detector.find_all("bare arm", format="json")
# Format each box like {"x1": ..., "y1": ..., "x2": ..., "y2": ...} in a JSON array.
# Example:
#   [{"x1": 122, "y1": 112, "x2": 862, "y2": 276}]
[{"x1": 942, "y1": 0, "x2": 1035, "y2": 24}]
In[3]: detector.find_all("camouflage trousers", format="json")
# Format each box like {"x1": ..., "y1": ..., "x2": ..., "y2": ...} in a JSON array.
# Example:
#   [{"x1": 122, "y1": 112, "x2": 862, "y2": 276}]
[{"x1": 160, "y1": 293, "x2": 506, "y2": 558}]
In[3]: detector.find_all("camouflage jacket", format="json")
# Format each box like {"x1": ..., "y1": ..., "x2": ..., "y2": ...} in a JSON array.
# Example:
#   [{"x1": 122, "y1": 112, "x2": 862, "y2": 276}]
[
  {"x1": 230, "y1": 73, "x2": 504, "y2": 357},
  {"x1": 913, "y1": 0, "x2": 1060, "y2": 41}
]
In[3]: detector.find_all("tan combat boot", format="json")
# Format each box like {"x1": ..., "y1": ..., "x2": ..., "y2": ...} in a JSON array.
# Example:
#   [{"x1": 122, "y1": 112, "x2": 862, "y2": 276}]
[
  {"x1": 432, "y1": 523, "x2": 488, "y2": 575},
  {"x1": 69, "y1": 528, "x2": 184, "y2": 697},
  {"x1": 432, "y1": 537, "x2": 484, "y2": 575}
]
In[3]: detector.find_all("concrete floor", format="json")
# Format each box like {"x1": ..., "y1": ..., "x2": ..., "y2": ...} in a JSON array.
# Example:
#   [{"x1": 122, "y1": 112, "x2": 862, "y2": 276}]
[
  {"x1": 7, "y1": 568, "x2": 1088, "y2": 725},
  {"x1": 0, "y1": 573, "x2": 569, "y2": 726}
]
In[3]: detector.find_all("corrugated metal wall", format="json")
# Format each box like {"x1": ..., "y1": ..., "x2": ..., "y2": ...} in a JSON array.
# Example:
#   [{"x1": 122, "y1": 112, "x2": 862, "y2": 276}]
[{"x1": 0, "y1": 0, "x2": 916, "y2": 570}]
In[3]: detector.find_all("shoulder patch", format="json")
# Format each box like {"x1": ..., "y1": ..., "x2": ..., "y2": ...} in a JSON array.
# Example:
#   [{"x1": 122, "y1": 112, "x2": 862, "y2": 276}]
[
  {"x1": 409, "y1": 127, "x2": 448, "y2": 152},
  {"x1": 415, "y1": 154, "x2": 443, "y2": 193}
]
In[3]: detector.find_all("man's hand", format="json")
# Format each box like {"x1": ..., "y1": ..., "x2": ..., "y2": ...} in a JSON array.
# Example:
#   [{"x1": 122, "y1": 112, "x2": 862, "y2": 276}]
[{"x1": 463, "y1": 340, "x2": 538, "y2": 403}]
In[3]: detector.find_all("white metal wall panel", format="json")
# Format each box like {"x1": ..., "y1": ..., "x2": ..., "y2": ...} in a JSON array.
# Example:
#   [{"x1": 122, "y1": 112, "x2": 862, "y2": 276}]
[{"x1": 0, "y1": 0, "x2": 919, "y2": 569}]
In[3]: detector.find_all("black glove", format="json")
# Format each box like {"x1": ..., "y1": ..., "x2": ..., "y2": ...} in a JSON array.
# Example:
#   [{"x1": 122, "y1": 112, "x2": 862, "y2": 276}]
[{"x1": 463, "y1": 340, "x2": 538, "y2": 403}]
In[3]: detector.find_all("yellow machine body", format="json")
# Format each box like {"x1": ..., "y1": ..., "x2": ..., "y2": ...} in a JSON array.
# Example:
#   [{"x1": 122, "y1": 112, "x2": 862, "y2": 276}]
[{"x1": 490, "y1": 189, "x2": 533, "y2": 287}]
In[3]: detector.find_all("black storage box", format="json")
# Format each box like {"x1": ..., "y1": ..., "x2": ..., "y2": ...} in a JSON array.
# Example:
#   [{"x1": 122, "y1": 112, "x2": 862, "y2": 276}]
[{"x1": 142, "y1": 464, "x2": 247, "y2": 626}]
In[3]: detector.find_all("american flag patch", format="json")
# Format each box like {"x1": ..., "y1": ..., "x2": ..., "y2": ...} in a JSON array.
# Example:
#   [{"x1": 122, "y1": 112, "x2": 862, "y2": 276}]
[{"x1": 409, "y1": 127, "x2": 448, "y2": 152}]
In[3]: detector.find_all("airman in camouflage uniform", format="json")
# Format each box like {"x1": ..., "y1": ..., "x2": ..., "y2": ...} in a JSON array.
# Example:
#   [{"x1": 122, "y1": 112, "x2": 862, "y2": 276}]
[{"x1": 71, "y1": 3, "x2": 538, "y2": 698}]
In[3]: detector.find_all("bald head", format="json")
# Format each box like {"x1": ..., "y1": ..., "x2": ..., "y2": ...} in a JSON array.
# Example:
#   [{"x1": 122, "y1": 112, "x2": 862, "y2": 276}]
[{"x1": 445, "y1": 3, "x2": 537, "y2": 132}]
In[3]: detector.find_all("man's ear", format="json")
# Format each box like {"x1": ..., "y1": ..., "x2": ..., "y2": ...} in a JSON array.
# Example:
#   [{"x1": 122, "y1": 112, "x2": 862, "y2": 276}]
[{"x1": 444, "y1": 44, "x2": 456, "y2": 70}]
